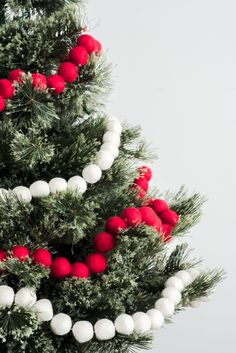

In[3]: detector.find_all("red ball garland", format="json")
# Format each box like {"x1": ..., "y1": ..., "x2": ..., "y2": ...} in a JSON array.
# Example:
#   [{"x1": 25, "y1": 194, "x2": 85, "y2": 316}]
[
  {"x1": 159, "y1": 210, "x2": 179, "y2": 227},
  {"x1": 0, "y1": 250, "x2": 6, "y2": 262},
  {"x1": 86, "y1": 253, "x2": 107, "y2": 274},
  {"x1": 51, "y1": 257, "x2": 71, "y2": 278},
  {"x1": 69, "y1": 46, "x2": 89, "y2": 66},
  {"x1": 11, "y1": 246, "x2": 30, "y2": 261},
  {"x1": 106, "y1": 216, "x2": 127, "y2": 236},
  {"x1": 120, "y1": 207, "x2": 142, "y2": 227},
  {"x1": 152, "y1": 199, "x2": 169, "y2": 214},
  {"x1": 134, "y1": 177, "x2": 149, "y2": 192},
  {"x1": 32, "y1": 73, "x2": 47, "y2": 90},
  {"x1": 0, "y1": 96, "x2": 5, "y2": 112},
  {"x1": 47, "y1": 75, "x2": 65, "y2": 94},
  {"x1": 70, "y1": 262, "x2": 90, "y2": 279},
  {"x1": 139, "y1": 206, "x2": 162, "y2": 230},
  {"x1": 77, "y1": 34, "x2": 96, "y2": 54},
  {"x1": 95, "y1": 40, "x2": 102, "y2": 55},
  {"x1": 8, "y1": 69, "x2": 24, "y2": 83},
  {"x1": 31, "y1": 248, "x2": 52, "y2": 268},
  {"x1": 138, "y1": 166, "x2": 152, "y2": 181},
  {"x1": 0, "y1": 79, "x2": 14, "y2": 99},
  {"x1": 94, "y1": 232, "x2": 115, "y2": 253},
  {"x1": 132, "y1": 185, "x2": 146, "y2": 199},
  {"x1": 58, "y1": 62, "x2": 78, "y2": 83}
]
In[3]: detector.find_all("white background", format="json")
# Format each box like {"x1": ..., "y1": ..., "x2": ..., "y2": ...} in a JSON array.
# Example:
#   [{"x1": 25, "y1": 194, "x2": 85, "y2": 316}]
[{"x1": 87, "y1": 1, "x2": 235, "y2": 352}]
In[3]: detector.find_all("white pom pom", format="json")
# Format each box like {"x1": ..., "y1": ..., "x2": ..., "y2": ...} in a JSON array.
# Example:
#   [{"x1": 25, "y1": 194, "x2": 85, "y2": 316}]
[
  {"x1": 146, "y1": 309, "x2": 164, "y2": 330},
  {"x1": 155, "y1": 298, "x2": 175, "y2": 317},
  {"x1": 132, "y1": 312, "x2": 151, "y2": 333},
  {"x1": 50, "y1": 313, "x2": 72, "y2": 336},
  {"x1": 72, "y1": 321, "x2": 94, "y2": 343},
  {"x1": 0, "y1": 188, "x2": 8, "y2": 201},
  {"x1": 114, "y1": 313, "x2": 134, "y2": 335},
  {"x1": 165, "y1": 276, "x2": 184, "y2": 292},
  {"x1": 29, "y1": 181, "x2": 50, "y2": 198},
  {"x1": 106, "y1": 119, "x2": 122, "y2": 134},
  {"x1": 13, "y1": 186, "x2": 32, "y2": 203},
  {"x1": 94, "y1": 319, "x2": 115, "y2": 341},
  {"x1": 161, "y1": 287, "x2": 182, "y2": 305},
  {"x1": 175, "y1": 270, "x2": 193, "y2": 287},
  {"x1": 33, "y1": 299, "x2": 54, "y2": 322},
  {"x1": 100, "y1": 143, "x2": 119, "y2": 158},
  {"x1": 103, "y1": 131, "x2": 120, "y2": 147},
  {"x1": 187, "y1": 269, "x2": 200, "y2": 282},
  {"x1": 82, "y1": 164, "x2": 102, "y2": 184},
  {"x1": 15, "y1": 287, "x2": 37, "y2": 308},
  {"x1": 49, "y1": 178, "x2": 68, "y2": 194},
  {"x1": 67, "y1": 176, "x2": 87, "y2": 194},
  {"x1": 0, "y1": 285, "x2": 15, "y2": 308},
  {"x1": 96, "y1": 150, "x2": 114, "y2": 170},
  {"x1": 190, "y1": 300, "x2": 202, "y2": 308}
]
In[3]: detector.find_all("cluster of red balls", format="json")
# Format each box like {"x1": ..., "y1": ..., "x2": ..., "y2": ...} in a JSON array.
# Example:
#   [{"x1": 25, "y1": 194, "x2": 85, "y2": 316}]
[
  {"x1": 0, "y1": 34, "x2": 102, "y2": 113},
  {"x1": 132, "y1": 166, "x2": 153, "y2": 198}
]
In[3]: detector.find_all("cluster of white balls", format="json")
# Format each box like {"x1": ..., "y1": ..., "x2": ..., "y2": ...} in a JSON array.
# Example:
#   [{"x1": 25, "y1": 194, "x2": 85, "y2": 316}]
[
  {"x1": 0, "y1": 268, "x2": 212, "y2": 344},
  {"x1": 0, "y1": 116, "x2": 122, "y2": 204}
]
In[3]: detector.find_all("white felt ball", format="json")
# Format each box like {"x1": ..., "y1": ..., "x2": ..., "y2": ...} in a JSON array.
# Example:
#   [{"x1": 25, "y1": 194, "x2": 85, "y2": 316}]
[
  {"x1": 165, "y1": 276, "x2": 184, "y2": 292},
  {"x1": 67, "y1": 176, "x2": 87, "y2": 194},
  {"x1": 29, "y1": 180, "x2": 50, "y2": 198},
  {"x1": 50, "y1": 313, "x2": 72, "y2": 336},
  {"x1": 13, "y1": 186, "x2": 32, "y2": 203},
  {"x1": 96, "y1": 150, "x2": 114, "y2": 170},
  {"x1": 33, "y1": 299, "x2": 54, "y2": 322},
  {"x1": 72, "y1": 321, "x2": 94, "y2": 343},
  {"x1": 82, "y1": 164, "x2": 102, "y2": 184},
  {"x1": 161, "y1": 287, "x2": 182, "y2": 305},
  {"x1": 190, "y1": 300, "x2": 202, "y2": 308},
  {"x1": 146, "y1": 309, "x2": 164, "y2": 330},
  {"x1": 0, "y1": 285, "x2": 15, "y2": 308},
  {"x1": 49, "y1": 178, "x2": 68, "y2": 194},
  {"x1": 175, "y1": 270, "x2": 193, "y2": 287},
  {"x1": 132, "y1": 312, "x2": 151, "y2": 334},
  {"x1": 0, "y1": 188, "x2": 8, "y2": 200},
  {"x1": 15, "y1": 287, "x2": 37, "y2": 308},
  {"x1": 94, "y1": 319, "x2": 115, "y2": 341},
  {"x1": 155, "y1": 298, "x2": 175, "y2": 317},
  {"x1": 187, "y1": 269, "x2": 200, "y2": 282},
  {"x1": 114, "y1": 313, "x2": 134, "y2": 335},
  {"x1": 103, "y1": 131, "x2": 120, "y2": 147},
  {"x1": 106, "y1": 120, "x2": 122, "y2": 134},
  {"x1": 100, "y1": 143, "x2": 119, "y2": 159}
]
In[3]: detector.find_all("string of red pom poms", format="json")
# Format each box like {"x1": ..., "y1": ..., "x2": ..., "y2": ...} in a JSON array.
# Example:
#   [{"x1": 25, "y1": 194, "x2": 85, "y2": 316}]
[
  {"x1": 0, "y1": 34, "x2": 102, "y2": 112},
  {"x1": 0, "y1": 166, "x2": 179, "y2": 279}
]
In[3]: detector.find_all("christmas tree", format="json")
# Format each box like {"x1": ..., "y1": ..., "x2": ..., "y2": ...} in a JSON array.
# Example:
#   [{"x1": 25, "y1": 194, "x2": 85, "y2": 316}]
[{"x1": 0, "y1": 1, "x2": 223, "y2": 352}]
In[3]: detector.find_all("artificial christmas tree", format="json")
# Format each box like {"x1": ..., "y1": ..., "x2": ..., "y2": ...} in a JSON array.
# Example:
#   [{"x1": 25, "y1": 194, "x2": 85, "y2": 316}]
[{"x1": 0, "y1": 1, "x2": 223, "y2": 352}]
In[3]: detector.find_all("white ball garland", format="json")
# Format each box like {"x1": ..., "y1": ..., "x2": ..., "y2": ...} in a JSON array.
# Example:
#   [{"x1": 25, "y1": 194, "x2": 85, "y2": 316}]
[
  {"x1": 0, "y1": 285, "x2": 15, "y2": 308},
  {"x1": 100, "y1": 143, "x2": 119, "y2": 158},
  {"x1": 96, "y1": 150, "x2": 114, "y2": 171},
  {"x1": 165, "y1": 276, "x2": 184, "y2": 292},
  {"x1": 72, "y1": 321, "x2": 94, "y2": 343},
  {"x1": 114, "y1": 313, "x2": 134, "y2": 335},
  {"x1": 33, "y1": 299, "x2": 54, "y2": 322},
  {"x1": 161, "y1": 287, "x2": 182, "y2": 305},
  {"x1": 94, "y1": 319, "x2": 115, "y2": 341},
  {"x1": 155, "y1": 298, "x2": 175, "y2": 317},
  {"x1": 14, "y1": 287, "x2": 37, "y2": 308},
  {"x1": 67, "y1": 175, "x2": 87, "y2": 194},
  {"x1": 50, "y1": 313, "x2": 72, "y2": 336},
  {"x1": 82, "y1": 164, "x2": 102, "y2": 184},
  {"x1": 132, "y1": 312, "x2": 151, "y2": 333},
  {"x1": 175, "y1": 270, "x2": 193, "y2": 286},
  {"x1": 146, "y1": 309, "x2": 164, "y2": 330},
  {"x1": 13, "y1": 186, "x2": 32, "y2": 203},
  {"x1": 187, "y1": 268, "x2": 200, "y2": 282},
  {"x1": 49, "y1": 178, "x2": 68, "y2": 194},
  {"x1": 29, "y1": 180, "x2": 50, "y2": 198},
  {"x1": 103, "y1": 131, "x2": 120, "y2": 147}
]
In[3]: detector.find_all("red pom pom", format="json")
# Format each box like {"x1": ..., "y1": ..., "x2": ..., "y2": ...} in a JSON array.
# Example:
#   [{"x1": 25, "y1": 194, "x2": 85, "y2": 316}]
[
  {"x1": 11, "y1": 246, "x2": 30, "y2": 261},
  {"x1": 161, "y1": 224, "x2": 173, "y2": 243},
  {"x1": 132, "y1": 185, "x2": 146, "y2": 199},
  {"x1": 86, "y1": 253, "x2": 107, "y2": 274},
  {"x1": 0, "y1": 96, "x2": 5, "y2": 112},
  {"x1": 8, "y1": 69, "x2": 24, "y2": 83},
  {"x1": 94, "y1": 232, "x2": 115, "y2": 253},
  {"x1": 134, "y1": 177, "x2": 149, "y2": 192},
  {"x1": 31, "y1": 248, "x2": 52, "y2": 268},
  {"x1": 77, "y1": 34, "x2": 96, "y2": 54},
  {"x1": 159, "y1": 210, "x2": 179, "y2": 227},
  {"x1": 69, "y1": 46, "x2": 89, "y2": 66},
  {"x1": 0, "y1": 250, "x2": 7, "y2": 262},
  {"x1": 58, "y1": 62, "x2": 78, "y2": 83},
  {"x1": 138, "y1": 166, "x2": 152, "y2": 181},
  {"x1": 152, "y1": 199, "x2": 169, "y2": 214},
  {"x1": 0, "y1": 79, "x2": 14, "y2": 99},
  {"x1": 139, "y1": 206, "x2": 162, "y2": 230},
  {"x1": 95, "y1": 40, "x2": 102, "y2": 55},
  {"x1": 32, "y1": 73, "x2": 47, "y2": 90},
  {"x1": 70, "y1": 262, "x2": 90, "y2": 278},
  {"x1": 120, "y1": 207, "x2": 142, "y2": 227},
  {"x1": 105, "y1": 216, "x2": 127, "y2": 236},
  {"x1": 47, "y1": 75, "x2": 65, "y2": 94},
  {"x1": 51, "y1": 257, "x2": 71, "y2": 279}
]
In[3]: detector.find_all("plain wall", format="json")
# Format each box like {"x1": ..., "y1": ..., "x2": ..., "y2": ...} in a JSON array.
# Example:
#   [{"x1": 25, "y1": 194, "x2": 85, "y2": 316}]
[{"x1": 87, "y1": 1, "x2": 235, "y2": 352}]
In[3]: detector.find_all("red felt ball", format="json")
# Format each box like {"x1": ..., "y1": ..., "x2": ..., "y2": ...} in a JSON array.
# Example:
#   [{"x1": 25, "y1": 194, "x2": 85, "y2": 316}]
[
  {"x1": 120, "y1": 207, "x2": 142, "y2": 227},
  {"x1": 77, "y1": 34, "x2": 96, "y2": 54},
  {"x1": 31, "y1": 248, "x2": 52, "y2": 268},
  {"x1": 86, "y1": 253, "x2": 107, "y2": 274},
  {"x1": 134, "y1": 177, "x2": 149, "y2": 192},
  {"x1": 132, "y1": 185, "x2": 146, "y2": 199},
  {"x1": 139, "y1": 206, "x2": 162, "y2": 230},
  {"x1": 47, "y1": 75, "x2": 65, "y2": 94},
  {"x1": 95, "y1": 40, "x2": 102, "y2": 55},
  {"x1": 51, "y1": 257, "x2": 71, "y2": 279},
  {"x1": 11, "y1": 246, "x2": 30, "y2": 261},
  {"x1": 0, "y1": 96, "x2": 5, "y2": 112},
  {"x1": 0, "y1": 250, "x2": 7, "y2": 262},
  {"x1": 161, "y1": 224, "x2": 173, "y2": 237},
  {"x1": 70, "y1": 262, "x2": 90, "y2": 278},
  {"x1": 69, "y1": 46, "x2": 89, "y2": 66},
  {"x1": 8, "y1": 69, "x2": 24, "y2": 83},
  {"x1": 152, "y1": 199, "x2": 169, "y2": 214},
  {"x1": 138, "y1": 166, "x2": 152, "y2": 181},
  {"x1": 0, "y1": 79, "x2": 14, "y2": 99},
  {"x1": 94, "y1": 232, "x2": 115, "y2": 253},
  {"x1": 159, "y1": 210, "x2": 179, "y2": 227},
  {"x1": 31, "y1": 73, "x2": 47, "y2": 90},
  {"x1": 58, "y1": 62, "x2": 78, "y2": 83},
  {"x1": 105, "y1": 216, "x2": 127, "y2": 236}
]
